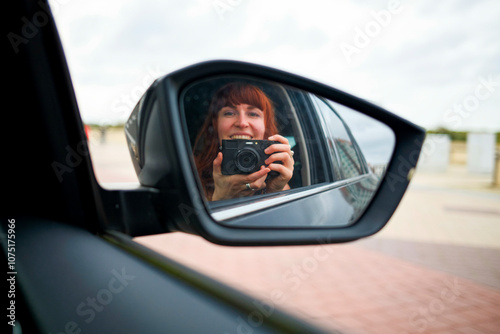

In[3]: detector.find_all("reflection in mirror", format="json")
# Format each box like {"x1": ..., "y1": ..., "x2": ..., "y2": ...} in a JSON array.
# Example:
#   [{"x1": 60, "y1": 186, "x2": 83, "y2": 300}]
[{"x1": 181, "y1": 75, "x2": 395, "y2": 227}]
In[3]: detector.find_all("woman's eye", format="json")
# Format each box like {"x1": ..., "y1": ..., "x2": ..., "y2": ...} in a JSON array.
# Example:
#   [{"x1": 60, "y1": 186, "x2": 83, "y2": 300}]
[
  {"x1": 222, "y1": 109, "x2": 236, "y2": 116},
  {"x1": 248, "y1": 111, "x2": 262, "y2": 118}
]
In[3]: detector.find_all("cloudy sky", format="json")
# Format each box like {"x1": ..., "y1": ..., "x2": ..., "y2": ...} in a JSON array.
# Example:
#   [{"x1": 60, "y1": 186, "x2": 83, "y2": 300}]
[{"x1": 50, "y1": 0, "x2": 500, "y2": 132}]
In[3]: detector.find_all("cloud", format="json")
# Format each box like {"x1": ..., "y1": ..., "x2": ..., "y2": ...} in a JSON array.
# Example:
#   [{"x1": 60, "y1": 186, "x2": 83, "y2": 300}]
[{"x1": 51, "y1": 0, "x2": 500, "y2": 131}]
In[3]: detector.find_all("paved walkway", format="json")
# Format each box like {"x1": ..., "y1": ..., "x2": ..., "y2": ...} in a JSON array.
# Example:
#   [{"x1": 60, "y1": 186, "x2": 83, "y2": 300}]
[
  {"x1": 134, "y1": 168, "x2": 500, "y2": 333},
  {"x1": 89, "y1": 132, "x2": 500, "y2": 333},
  {"x1": 136, "y1": 233, "x2": 500, "y2": 334}
]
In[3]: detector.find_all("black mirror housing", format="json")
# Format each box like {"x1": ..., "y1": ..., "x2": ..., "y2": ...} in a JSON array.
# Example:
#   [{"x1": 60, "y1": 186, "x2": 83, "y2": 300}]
[{"x1": 124, "y1": 60, "x2": 425, "y2": 245}]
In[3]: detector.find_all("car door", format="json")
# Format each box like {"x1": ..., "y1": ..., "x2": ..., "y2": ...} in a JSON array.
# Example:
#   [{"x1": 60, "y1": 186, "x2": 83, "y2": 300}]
[{"x1": 2, "y1": 1, "x2": 329, "y2": 333}]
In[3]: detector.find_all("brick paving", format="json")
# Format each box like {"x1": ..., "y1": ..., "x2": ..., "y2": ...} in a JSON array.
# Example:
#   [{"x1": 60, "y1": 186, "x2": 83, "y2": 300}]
[
  {"x1": 357, "y1": 238, "x2": 500, "y2": 291},
  {"x1": 135, "y1": 232, "x2": 500, "y2": 333},
  {"x1": 90, "y1": 132, "x2": 500, "y2": 333}
]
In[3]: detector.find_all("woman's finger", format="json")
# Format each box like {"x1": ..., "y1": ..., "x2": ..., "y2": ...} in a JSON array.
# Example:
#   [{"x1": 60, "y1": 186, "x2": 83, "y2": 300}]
[
  {"x1": 212, "y1": 152, "x2": 223, "y2": 174},
  {"x1": 268, "y1": 161, "x2": 292, "y2": 175},
  {"x1": 265, "y1": 143, "x2": 291, "y2": 155},
  {"x1": 245, "y1": 166, "x2": 270, "y2": 182},
  {"x1": 265, "y1": 152, "x2": 293, "y2": 168},
  {"x1": 268, "y1": 134, "x2": 289, "y2": 145},
  {"x1": 248, "y1": 178, "x2": 267, "y2": 191}
]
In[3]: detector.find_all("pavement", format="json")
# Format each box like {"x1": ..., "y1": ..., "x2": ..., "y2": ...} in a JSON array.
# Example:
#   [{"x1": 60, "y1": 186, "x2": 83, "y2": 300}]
[{"x1": 89, "y1": 129, "x2": 500, "y2": 333}]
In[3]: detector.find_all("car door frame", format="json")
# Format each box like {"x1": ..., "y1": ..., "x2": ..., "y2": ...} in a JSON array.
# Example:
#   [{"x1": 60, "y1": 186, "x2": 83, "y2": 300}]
[{"x1": 3, "y1": 1, "x2": 329, "y2": 333}]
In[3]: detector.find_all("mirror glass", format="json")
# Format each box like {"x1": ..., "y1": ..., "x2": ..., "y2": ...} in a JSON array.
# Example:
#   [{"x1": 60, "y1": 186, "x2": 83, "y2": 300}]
[{"x1": 181, "y1": 75, "x2": 395, "y2": 227}]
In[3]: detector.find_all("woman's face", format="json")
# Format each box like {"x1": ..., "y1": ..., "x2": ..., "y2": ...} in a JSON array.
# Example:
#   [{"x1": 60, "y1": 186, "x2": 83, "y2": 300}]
[{"x1": 217, "y1": 103, "x2": 266, "y2": 144}]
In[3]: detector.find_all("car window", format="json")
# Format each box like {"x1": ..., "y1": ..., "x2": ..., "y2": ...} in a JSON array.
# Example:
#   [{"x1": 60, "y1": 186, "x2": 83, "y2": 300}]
[
  {"x1": 286, "y1": 89, "x2": 334, "y2": 184},
  {"x1": 311, "y1": 95, "x2": 366, "y2": 180}
]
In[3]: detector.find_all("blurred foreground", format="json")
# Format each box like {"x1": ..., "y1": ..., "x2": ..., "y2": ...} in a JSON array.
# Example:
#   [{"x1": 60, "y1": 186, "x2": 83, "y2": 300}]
[{"x1": 89, "y1": 128, "x2": 500, "y2": 333}]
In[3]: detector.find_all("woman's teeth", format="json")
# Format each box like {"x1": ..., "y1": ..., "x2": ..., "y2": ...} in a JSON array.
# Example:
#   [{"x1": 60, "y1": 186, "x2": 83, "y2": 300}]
[{"x1": 231, "y1": 135, "x2": 252, "y2": 139}]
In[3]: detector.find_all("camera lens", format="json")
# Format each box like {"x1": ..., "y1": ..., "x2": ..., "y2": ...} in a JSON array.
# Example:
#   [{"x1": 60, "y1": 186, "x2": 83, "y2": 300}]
[{"x1": 235, "y1": 148, "x2": 259, "y2": 173}]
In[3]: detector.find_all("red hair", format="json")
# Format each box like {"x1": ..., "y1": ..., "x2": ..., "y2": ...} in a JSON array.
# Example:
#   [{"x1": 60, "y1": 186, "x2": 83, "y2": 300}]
[{"x1": 193, "y1": 82, "x2": 279, "y2": 200}]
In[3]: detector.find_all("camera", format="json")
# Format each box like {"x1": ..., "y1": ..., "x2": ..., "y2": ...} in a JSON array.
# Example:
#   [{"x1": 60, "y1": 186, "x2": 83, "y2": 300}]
[{"x1": 221, "y1": 139, "x2": 281, "y2": 175}]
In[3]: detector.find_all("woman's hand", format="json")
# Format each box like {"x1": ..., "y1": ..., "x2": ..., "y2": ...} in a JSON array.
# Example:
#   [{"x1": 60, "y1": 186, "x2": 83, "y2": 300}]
[
  {"x1": 264, "y1": 134, "x2": 294, "y2": 193},
  {"x1": 211, "y1": 152, "x2": 270, "y2": 201}
]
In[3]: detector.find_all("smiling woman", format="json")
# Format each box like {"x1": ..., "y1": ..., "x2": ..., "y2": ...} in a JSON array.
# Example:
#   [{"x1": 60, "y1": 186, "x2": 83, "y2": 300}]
[{"x1": 192, "y1": 82, "x2": 293, "y2": 201}]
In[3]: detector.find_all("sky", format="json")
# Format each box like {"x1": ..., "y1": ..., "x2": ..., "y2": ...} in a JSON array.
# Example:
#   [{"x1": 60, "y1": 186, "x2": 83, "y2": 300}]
[{"x1": 49, "y1": 0, "x2": 500, "y2": 132}]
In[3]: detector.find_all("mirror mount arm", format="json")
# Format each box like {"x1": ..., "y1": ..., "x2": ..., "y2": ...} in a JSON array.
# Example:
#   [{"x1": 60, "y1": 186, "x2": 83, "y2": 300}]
[{"x1": 98, "y1": 186, "x2": 168, "y2": 236}]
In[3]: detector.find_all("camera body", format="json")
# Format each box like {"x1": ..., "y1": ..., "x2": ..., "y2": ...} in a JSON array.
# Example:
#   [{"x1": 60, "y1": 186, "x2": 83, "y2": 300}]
[{"x1": 221, "y1": 139, "x2": 281, "y2": 175}]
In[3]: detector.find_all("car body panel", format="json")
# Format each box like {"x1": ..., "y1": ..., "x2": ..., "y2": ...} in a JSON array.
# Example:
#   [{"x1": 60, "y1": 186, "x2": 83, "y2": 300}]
[
  {"x1": 1, "y1": 218, "x2": 325, "y2": 333},
  {"x1": 3, "y1": 1, "x2": 329, "y2": 332}
]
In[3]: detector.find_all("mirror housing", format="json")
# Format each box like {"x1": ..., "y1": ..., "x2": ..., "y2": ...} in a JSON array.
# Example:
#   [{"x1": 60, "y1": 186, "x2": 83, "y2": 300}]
[{"x1": 124, "y1": 60, "x2": 425, "y2": 245}]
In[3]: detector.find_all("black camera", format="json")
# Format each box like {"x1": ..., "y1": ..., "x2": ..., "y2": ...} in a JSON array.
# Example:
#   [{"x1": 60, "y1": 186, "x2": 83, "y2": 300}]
[{"x1": 221, "y1": 139, "x2": 281, "y2": 175}]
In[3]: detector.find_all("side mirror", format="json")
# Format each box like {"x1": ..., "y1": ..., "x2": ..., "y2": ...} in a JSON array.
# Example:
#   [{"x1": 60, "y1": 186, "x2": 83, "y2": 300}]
[{"x1": 123, "y1": 60, "x2": 425, "y2": 245}]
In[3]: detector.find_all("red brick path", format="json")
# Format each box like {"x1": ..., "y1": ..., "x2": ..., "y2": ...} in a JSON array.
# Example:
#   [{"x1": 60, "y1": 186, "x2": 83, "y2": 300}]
[{"x1": 136, "y1": 233, "x2": 500, "y2": 334}]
